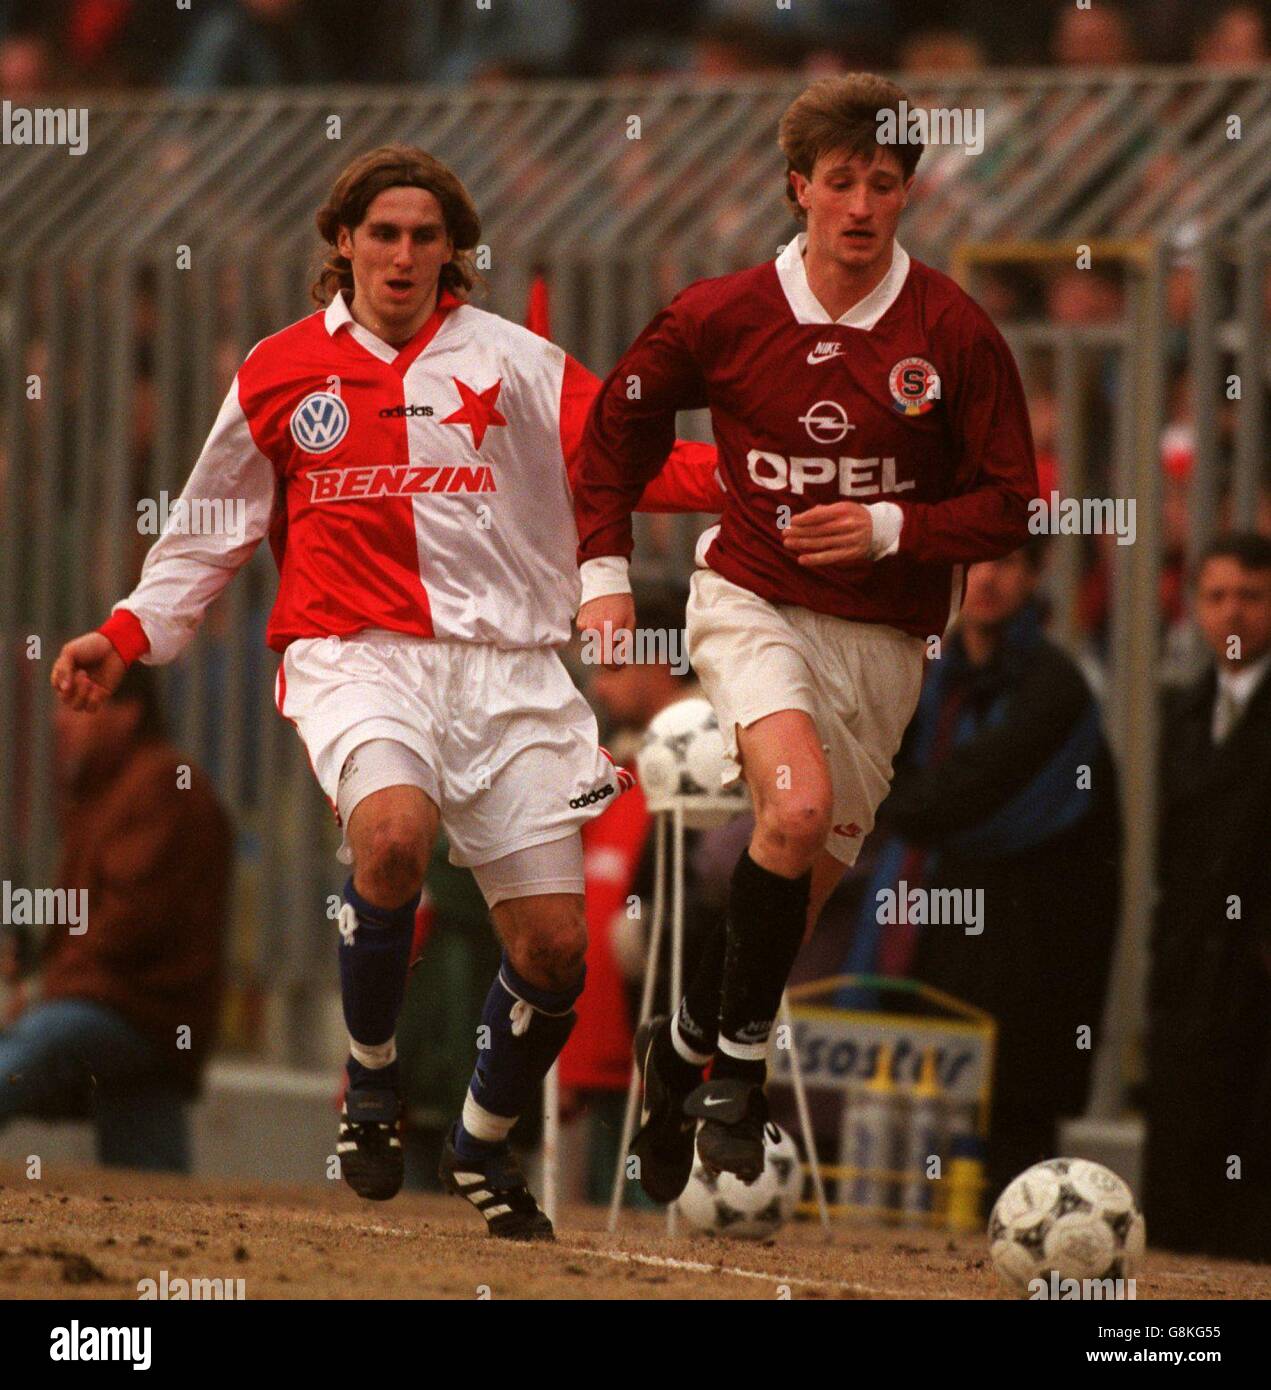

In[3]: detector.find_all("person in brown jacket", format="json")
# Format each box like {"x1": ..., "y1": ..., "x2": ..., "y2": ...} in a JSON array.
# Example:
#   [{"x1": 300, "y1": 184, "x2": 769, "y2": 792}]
[{"x1": 0, "y1": 665, "x2": 233, "y2": 1170}]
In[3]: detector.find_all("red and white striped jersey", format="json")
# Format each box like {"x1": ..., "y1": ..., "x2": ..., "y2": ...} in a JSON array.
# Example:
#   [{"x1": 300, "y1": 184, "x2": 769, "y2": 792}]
[{"x1": 101, "y1": 290, "x2": 722, "y2": 666}]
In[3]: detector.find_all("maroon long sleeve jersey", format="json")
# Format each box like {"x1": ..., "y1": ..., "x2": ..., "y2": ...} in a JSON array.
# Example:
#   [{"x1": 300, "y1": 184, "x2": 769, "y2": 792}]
[{"x1": 575, "y1": 238, "x2": 1038, "y2": 638}]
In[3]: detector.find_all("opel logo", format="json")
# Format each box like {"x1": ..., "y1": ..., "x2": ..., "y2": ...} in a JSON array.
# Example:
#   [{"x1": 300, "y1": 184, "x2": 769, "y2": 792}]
[
  {"x1": 290, "y1": 391, "x2": 350, "y2": 454},
  {"x1": 799, "y1": 399, "x2": 852, "y2": 444}
]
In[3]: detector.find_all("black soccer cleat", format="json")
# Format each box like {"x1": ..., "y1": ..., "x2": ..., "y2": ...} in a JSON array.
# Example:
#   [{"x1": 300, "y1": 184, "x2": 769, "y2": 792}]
[
  {"x1": 439, "y1": 1126, "x2": 555, "y2": 1242},
  {"x1": 687, "y1": 1078, "x2": 769, "y2": 1186},
  {"x1": 338, "y1": 1086, "x2": 404, "y2": 1202},
  {"x1": 629, "y1": 1015, "x2": 699, "y2": 1204}
]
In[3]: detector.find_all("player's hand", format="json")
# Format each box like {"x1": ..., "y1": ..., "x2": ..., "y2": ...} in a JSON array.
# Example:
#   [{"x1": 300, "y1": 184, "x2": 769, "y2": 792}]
[
  {"x1": 50, "y1": 631, "x2": 127, "y2": 712},
  {"x1": 782, "y1": 501, "x2": 874, "y2": 566},
  {"x1": 576, "y1": 593, "x2": 636, "y2": 666}
]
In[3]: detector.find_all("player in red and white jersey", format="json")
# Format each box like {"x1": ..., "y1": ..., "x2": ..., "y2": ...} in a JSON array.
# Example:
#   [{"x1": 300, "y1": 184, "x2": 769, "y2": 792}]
[
  {"x1": 51, "y1": 145, "x2": 723, "y2": 1238},
  {"x1": 575, "y1": 75, "x2": 1037, "y2": 1198}
]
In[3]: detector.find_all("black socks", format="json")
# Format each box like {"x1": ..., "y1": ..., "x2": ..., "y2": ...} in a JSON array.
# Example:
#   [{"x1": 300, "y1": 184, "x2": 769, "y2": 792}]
[{"x1": 713, "y1": 851, "x2": 811, "y2": 1086}]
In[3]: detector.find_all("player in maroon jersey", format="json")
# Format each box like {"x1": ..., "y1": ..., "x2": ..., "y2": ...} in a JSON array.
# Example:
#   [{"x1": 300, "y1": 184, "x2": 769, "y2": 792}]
[{"x1": 575, "y1": 74, "x2": 1037, "y2": 1197}]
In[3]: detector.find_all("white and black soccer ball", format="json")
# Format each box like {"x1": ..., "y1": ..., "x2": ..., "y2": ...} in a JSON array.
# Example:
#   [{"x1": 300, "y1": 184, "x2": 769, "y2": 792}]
[
  {"x1": 988, "y1": 1158, "x2": 1146, "y2": 1296},
  {"x1": 636, "y1": 697, "x2": 750, "y2": 828},
  {"x1": 674, "y1": 1122, "x2": 803, "y2": 1239}
]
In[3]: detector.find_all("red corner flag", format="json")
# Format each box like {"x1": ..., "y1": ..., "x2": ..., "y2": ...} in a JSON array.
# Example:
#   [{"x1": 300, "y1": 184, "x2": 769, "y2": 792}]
[{"x1": 526, "y1": 268, "x2": 551, "y2": 339}]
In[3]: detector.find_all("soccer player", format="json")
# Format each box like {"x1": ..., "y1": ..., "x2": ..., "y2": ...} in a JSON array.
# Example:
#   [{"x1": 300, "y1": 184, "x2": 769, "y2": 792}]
[
  {"x1": 575, "y1": 75, "x2": 1037, "y2": 1198},
  {"x1": 50, "y1": 144, "x2": 722, "y2": 1240}
]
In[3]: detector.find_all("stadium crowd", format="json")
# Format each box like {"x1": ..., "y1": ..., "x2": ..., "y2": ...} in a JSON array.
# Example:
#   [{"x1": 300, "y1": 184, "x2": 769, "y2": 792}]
[{"x1": 0, "y1": 0, "x2": 1267, "y2": 95}]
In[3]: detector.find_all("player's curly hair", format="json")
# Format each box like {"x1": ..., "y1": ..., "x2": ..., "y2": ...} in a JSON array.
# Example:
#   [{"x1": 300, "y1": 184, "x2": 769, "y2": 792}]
[
  {"x1": 311, "y1": 144, "x2": 483, "y2": 306},
  {"x1": 778, "y1": 74, "x2": 922, "y2": 221}
]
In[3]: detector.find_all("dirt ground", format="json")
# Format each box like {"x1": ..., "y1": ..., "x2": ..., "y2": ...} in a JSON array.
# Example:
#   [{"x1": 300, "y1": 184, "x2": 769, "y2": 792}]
[{"x1": 1, "y1": 1162, "x2": 1267, "y2": 1301}]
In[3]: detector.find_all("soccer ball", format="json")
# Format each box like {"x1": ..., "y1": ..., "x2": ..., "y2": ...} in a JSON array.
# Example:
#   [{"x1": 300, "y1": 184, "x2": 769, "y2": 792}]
[
  {"x1": 988, "y1": 1158, "x2": 1146, "y2": 1296},
  {"x1": 674, "y1": 1122, "x2": 803, "y2": 1239},
  {"x1": 636, "y1": 697, "x2": 750, "y2": 827}
]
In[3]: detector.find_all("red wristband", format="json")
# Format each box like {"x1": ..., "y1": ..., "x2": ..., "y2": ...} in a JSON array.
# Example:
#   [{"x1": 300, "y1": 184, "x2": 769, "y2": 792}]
[{"x1": 97, "y1": 609, "x2": 150, "y2": 666}]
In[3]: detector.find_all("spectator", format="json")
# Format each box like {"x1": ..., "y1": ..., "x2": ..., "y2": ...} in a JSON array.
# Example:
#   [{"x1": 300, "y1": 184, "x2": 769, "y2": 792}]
[
  {"x1": 687, "y1": 17, "x2": 801, "y2": 76},
  {"x1": 1025, "y1": 384, "x2": 1061, "y2": 500},
  {"x1": 1144, "y1": 532, "x2": 1271, "y2": 1260},
  {"x1": 700, "y1": 0, "x2": 897, "y2": 64},
  {"x1": 0, "y1": 665, "x2": 233, "y2": 1170},
  {"x1": 409, "y1": 0, "x2": 581, "y2": 85},
  {"x1": 170, "y1": 0, "x2": 332, "y2": 92},
  {"x1": 1193, "y1": 3, "x2": 1268, "y2": 68},
  {"x1": 1043, "y1": 267, "x2": 1121, "y2": 529},
  {"x1": 577, "y1": 0, "x2": 701, "y2": 78},
  {"x1": 910, "y1": 0, "x2": 1052, "y2": 67},
  {"x1": 1078, "y1": 391, "x2": 1194, "y2": 667},
  {"x1": 899, "y1": 28, "x2": 986, "y2": 73},
  {"x1": 0, "y1": 27, "x2": 50, "y2": 97},
  {"x1": 839, "y1": 544, "x2": 1122, "y2": 1199},
  {"x1": 1, "y1": 0, "x2": 188, "y2": 88},
  {"x1": 1050, "y1": 2, "x2": 1139, "y2": 68},
  {"x1": 1045, "y1": 266, "x2": 1125, "y2": 327}
]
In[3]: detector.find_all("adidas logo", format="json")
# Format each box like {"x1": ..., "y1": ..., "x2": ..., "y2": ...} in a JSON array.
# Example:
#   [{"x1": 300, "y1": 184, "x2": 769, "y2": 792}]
[
  {"x1": 807, "y1": 340, "x2": 844, "y2": 365},
  {"x1": 569, "y1": 784, "x2": 615, "y2": 809}
]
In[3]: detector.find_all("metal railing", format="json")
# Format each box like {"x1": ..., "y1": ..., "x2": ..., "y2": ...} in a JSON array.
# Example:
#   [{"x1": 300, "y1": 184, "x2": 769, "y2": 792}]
[{"x1": 2, "y1": 71, "x2": 1268, "y2": 1076}]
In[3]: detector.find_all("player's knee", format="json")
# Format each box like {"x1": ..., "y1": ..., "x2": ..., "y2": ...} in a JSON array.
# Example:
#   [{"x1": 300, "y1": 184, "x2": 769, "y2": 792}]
[
  {"x1": 509, "y1": 907, "x2": 587, "y2": 993},
  {"x1": 755, "y1": 798, "x2": 831, "y2": 863},
  {"x1": 355, "y1": 819, "x2": 429, "y2": 905}
]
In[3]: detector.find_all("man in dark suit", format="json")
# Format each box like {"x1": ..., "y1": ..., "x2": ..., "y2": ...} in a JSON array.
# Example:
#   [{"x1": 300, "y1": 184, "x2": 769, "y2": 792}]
[
  {"x1": 840, "y1": 541, "x2": 1123, "y2": 1200},
  {"x1": 1144, "y1": 531, "x2": 1271, "y2": 1260}
]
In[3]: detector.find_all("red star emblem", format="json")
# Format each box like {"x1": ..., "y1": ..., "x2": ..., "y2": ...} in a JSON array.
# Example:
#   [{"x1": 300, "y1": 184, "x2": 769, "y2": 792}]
[{"x1": 441, "y1": 376, "x2": 506, "y2": 449}]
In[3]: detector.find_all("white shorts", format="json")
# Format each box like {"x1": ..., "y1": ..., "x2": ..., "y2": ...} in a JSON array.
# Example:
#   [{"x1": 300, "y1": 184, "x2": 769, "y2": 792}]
[
  {"x1": 332, "y1": 739, "x2": 586, "y2": 906},
  {"x1": 686, "y1": 567, "x2": 925, "y2": 865},
  {"x1": 276, "y1": 631, "x2": 627, "y2": 870}
]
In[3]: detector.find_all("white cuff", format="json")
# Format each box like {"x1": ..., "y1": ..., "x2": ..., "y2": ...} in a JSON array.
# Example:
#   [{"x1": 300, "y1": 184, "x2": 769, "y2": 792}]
[
  {"x1": 579, "y1": 555, "x2": 632, "y2": 608},
  {"x1": 865, "y1": 502, "x2": 903, "y2": 559}
]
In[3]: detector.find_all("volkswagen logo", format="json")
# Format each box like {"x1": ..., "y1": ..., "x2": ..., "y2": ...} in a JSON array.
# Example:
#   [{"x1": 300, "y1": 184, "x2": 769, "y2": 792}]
[
  {"x1": 290, "y1": 391, "x2": 350, "y2": 454},
  {"x1": 799, "y1": 399, "x2": 853, "y2": 444}
]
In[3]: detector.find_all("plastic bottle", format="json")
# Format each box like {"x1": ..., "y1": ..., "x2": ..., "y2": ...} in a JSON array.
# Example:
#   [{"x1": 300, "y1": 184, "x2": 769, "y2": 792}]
[
  {"x1": 946, "y1": 1131, "x2": 987, "y2": 1234},
  {"x1": 839, "y1": 1042, "x2": 903, "y2": 1217},
  {"x1": 900, "y1": 1047, "x2": 945, "y2": 1225}
]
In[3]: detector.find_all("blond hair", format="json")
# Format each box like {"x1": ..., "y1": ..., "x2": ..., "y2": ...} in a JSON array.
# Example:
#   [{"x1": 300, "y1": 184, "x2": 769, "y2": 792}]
[{"x1": 311, "y1": 144, "x2": 482, "y2": 306}]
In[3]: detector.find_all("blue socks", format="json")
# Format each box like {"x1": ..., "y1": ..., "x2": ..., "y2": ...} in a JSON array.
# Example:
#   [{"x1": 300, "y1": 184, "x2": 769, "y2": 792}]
[
  {"x1": 338, "y1": 876, "x2": 416, "y2": 1086},
  {"x1": 337, "y1": 875, "x2": 585, "y2": 1161},
  {"x1": 455, "y1": 952, "x2": 584, "y2": 1160}
]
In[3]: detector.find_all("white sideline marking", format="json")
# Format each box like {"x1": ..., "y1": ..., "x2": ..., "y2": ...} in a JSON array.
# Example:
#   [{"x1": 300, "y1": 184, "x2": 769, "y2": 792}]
[
  {"x1": 352, "y1": 1221, "x2": 912, "y2": 1297},
  {"x1": 558, "y1": 1243, "x2": 905, "y2": 1297}
]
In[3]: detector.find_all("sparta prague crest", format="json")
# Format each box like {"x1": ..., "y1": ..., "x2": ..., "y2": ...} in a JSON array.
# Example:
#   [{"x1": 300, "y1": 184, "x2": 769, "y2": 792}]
[{"x1": 888, "y1": 357, "x2": 941, "y2": 416}]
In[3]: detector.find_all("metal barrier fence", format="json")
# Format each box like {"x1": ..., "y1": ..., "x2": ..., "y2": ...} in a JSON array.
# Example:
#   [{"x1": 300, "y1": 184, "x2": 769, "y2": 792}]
[{"x1": 1, "y1": 72, "x2": 1268, "y2": 1076}]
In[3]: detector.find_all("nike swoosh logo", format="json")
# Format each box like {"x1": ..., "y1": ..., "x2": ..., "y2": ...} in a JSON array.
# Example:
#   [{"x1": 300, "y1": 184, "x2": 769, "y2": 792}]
[
  {"x1": 703, "y1": 1096, "x2": 731, "y2": 1107},
  {"x1": 807, "y1": 346, "x2": 843, "y2": 365}
]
